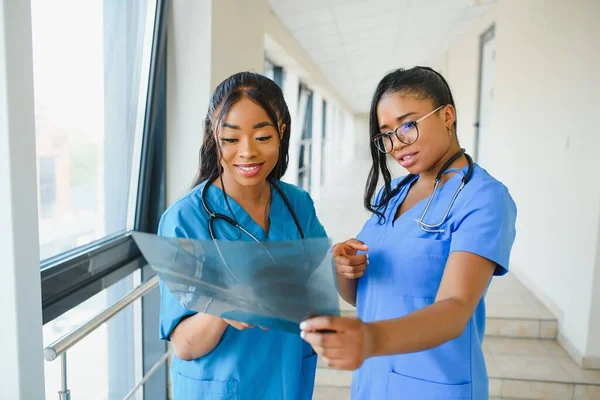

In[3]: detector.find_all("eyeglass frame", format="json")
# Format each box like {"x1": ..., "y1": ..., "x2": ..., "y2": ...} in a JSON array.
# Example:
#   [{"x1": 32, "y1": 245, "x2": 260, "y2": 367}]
[{"x1": 371, "y1": 105, "x2": 446, "y2": 154}]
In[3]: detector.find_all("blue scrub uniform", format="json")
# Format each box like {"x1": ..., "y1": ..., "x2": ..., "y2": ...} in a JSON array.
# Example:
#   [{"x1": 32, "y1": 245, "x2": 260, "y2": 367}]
[
  {"x1": 158, "y1": 180, "x2": 327, "y2": 400},
  {"x1": 352, "y1": 164, "x2": 517, "y2": 400}
]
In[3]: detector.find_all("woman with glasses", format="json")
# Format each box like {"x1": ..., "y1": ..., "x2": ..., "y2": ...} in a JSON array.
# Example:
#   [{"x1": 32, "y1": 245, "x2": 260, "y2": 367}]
[
  {"x1": 300, "y1": 66, "x2": 517, "y2": 399},
  {"x1": 158, "y1": 72, "x2": 326, "y2": 400}
]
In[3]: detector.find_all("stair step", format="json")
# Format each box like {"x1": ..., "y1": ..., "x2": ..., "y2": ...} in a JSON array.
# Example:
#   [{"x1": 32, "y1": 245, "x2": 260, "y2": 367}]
[
  {"x1": 338, "y1": 294, "x2": 559, "y2": 340},
  {"x1": 486, "y1": 274, "x2": 559, "y2": 340},
  {"x1": 313, "y1": 337, "x2": 600, "y2": 399},
  {"x1": 486, "y1": 317, "x2": 557, "y2": 340},
  {"x1": 312, "y1": 386, "x2": 350, "y2": 400},
  {"x1": 339, "y1": 311, "x2": 558, "y2": 340}
]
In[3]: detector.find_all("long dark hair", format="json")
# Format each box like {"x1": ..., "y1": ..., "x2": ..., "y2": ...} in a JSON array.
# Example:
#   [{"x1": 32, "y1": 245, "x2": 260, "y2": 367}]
[
  {"x1": 365, "y1": 66, "x2": 457, "y2": 223},
  {"x1": 191, "y1": 72, "x2": 292, "y2": 188}
]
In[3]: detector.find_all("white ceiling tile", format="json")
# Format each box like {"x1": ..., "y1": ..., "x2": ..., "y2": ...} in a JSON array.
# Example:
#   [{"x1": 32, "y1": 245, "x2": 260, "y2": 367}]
[
  {"x1": 333, "y1": 2, "x2": 380, "y2": 22},
  {"x1": 309, "y1": 48, "x2": 346, "y2": 60},
  {"x1": 336, "y1": 15, "x2": 399, "y2": 35},
  {"x1": 278, "y1": 8, "x2": 335, "y2": 30},
  {"x1": 330, "y1": 0, "x2": 371, "y2": 6},
  {"x1": 269, "y1": 0, "x2": 330, "y2": 16},
  {"x1": 267, "y1": 0, "x2": 493, "y2": 112},
  {"x1": 302, "y1": 36, "x2": 343, "y2": 52},
  {"x1": 293, "y1": 23, "x2": 340, "y2": 41}
]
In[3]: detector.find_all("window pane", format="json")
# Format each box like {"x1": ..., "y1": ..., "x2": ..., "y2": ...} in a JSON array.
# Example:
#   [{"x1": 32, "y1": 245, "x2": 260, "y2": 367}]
[
  {"x1": 31, "y1": 0, "x2": 154, "y2": 260},
  {"x1": 321, "y1": 100, "x2": 327, "y2": 185},
  {"x1": 43, "y1": 274, "x2": 138, "y2": 400}
]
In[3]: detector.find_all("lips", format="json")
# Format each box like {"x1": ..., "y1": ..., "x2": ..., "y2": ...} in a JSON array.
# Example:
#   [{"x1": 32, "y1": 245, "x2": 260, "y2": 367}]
[
  {"x1": 234, "y1": 162, "x2": 264, "y2": 178},
  {"x1": 397, "y1": 152, "x2": 418, "y2": 169}
]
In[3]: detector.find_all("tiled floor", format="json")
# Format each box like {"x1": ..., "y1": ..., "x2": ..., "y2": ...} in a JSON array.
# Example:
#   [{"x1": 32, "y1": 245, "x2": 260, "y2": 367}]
[
  {"x1": 486, "y1": 274, "x2": 559, "y2": 340},
  {"x1": 312, "y1": 157, "x2": 600, "y2": 399},
  {"x1": 487, "y1": 274, "x2": 556, "y2": 321}
]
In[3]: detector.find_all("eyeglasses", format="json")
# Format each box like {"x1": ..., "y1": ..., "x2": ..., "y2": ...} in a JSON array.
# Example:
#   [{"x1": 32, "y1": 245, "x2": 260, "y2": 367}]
[{"x1": 372, "y1": 105, "x2": 445, "y2": 154}]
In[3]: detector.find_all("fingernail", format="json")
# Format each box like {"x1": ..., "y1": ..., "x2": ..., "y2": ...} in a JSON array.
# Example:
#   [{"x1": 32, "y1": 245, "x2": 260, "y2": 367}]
[
  {"x1": 300, "y1": 331, "x2": 305, "y2": 339},
  {"x1": 299, "y1": 322, "x2": 306, "y2": 330}
]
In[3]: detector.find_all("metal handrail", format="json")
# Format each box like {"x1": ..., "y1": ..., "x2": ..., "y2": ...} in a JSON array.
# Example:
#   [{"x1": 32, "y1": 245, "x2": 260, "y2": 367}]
[
  {"x1": 44, "y1": 276, "x2": 160, "y2": 362},
  {"x1": 123, "y1": 349, "x2": 171, "y2": 400}
]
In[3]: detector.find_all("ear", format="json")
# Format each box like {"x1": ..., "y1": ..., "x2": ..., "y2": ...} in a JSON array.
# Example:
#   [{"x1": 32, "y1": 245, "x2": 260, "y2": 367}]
[
  {"x1": 444, "y1": 104, "x2": 456, "y2": 130},
  {"x1": 279, "y1": 123, "x2": 286, "y2": 139}
]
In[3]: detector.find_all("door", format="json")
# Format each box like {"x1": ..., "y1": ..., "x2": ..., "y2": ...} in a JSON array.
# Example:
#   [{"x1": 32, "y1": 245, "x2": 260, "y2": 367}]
[{"x1": 475, "y1": 25, "x2": 496, "y2": 165}]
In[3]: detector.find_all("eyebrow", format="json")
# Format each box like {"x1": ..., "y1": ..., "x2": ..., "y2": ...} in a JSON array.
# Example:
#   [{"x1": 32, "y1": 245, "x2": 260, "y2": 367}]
[
  {"x1": 379, "y1": 112, "x2": 417, "y2": 130},
  {"x1": 222, "y1": 121, "x2": 275, "y2": 130}
]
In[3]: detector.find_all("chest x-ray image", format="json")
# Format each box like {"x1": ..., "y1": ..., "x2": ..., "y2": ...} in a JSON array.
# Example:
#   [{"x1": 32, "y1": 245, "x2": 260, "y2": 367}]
[{"x1": 132, "y1": 232, "x2": 340, "y2": 334}]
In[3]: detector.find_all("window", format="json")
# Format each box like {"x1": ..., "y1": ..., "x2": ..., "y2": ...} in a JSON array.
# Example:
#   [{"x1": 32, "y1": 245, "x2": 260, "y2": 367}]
[
  {"x1": 321, "y1": 100, "x2": 327, "y2": 185},
  {"x1": 38, "y1": 156, "x2": 57, "y2": 219},
  {"x1": 264, "y1": 58, "x2": 284, "y2": 88},
  {"x1": 33, "y1": 0, "x2": 169, "y2": 397},
  {"x1": 297, "y1": 85, "x2": 314, "y2": 191},
  {"x1": 31, "y1": 0, "x2": 153, "y2": 261},
  {"x1": 43, "y1": 272, "x2": 138, "y2": 400}
]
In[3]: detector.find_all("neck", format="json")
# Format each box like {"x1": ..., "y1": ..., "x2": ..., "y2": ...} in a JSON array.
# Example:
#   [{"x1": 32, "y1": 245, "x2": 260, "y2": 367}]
[
  {"x1": 216, "y1": 172, "x2": 270, "y2": 207},
  {"x1": 419, "y1": 144, "x2": 467, "y2": 187}
]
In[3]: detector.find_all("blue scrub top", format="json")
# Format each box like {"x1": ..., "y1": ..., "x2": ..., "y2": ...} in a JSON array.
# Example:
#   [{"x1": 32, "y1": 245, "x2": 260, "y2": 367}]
[
  {"x1": 158, "y1": 180, "x2": 327, "y2": 400},
  {"x1": 352, "y1": 164, "x2": 517, "y2": 400}
]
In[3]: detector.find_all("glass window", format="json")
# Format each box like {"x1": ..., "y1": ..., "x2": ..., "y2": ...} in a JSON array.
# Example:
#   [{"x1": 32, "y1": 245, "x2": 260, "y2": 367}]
[
  {"x1": 264, "y1": 59, "x2": 275, "y2": 80},
  {"x1": 43, "y1": 274, "x2": 139, "y2": 400},
  {"x1": 31, "y1": 0, "x2": 154, "y2": 261},
  {"x1": 38, "y1": 156, "x2": 57, "y2": 219},
  {"x1": 264, "y1": 58, "x2": 284, "y2": 88},
  {"x1": 321, "y1": 100, "x2": 327, "y2": 185},
  {"x1": 297, "y1": 86, "x2": 314, "y2": 191}
]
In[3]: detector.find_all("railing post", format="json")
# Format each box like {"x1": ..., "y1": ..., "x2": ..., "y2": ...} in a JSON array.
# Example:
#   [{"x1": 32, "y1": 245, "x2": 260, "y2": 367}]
[{"x1": 58, "y1": 352, "x2": 70, "y2": 400}]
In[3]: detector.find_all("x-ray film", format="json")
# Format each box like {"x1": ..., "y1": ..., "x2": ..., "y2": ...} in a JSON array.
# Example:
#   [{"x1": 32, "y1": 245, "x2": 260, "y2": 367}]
[{"x1": 132, "y1": 232, "x2": 340, "y2": 334}]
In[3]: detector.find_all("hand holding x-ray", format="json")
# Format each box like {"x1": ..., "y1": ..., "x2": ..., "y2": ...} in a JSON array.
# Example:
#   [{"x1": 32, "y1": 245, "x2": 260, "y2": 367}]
[{"x1": 132, "y1": 232, "x2": 340, "y2": 334}]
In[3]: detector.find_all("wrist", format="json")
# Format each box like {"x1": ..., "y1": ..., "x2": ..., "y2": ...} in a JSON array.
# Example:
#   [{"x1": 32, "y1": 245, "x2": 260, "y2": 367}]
[{"x1": 363, "y1": 321, "x2": 379, "y2": 359}]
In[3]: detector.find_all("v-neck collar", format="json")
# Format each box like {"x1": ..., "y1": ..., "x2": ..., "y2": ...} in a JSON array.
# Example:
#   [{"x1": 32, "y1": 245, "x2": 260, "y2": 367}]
[
  {"x1": 390, "y1": 164, "x2": 470, "y2": 227},
  {"x1": 207, "y1": 182, "x2": 283, "y2": 241}
]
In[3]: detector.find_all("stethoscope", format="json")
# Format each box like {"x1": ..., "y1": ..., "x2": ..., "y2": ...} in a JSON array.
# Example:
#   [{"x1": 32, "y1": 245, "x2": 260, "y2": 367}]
[
  {"x1": 201, "y1": 179, "x2": 305, "y2": 241},
  {"x1": 200, "y1": 179, "x2": 305, "y2": 280},
  {"x1": 198, "y1": 179, "x2": 309, "y2": 320},
  {"x1": 393, "y1": 148, "x2": 474, "y2": 233}
]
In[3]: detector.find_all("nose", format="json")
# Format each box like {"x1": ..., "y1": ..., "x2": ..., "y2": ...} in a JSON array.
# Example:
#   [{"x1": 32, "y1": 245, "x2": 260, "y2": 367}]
[
  {"x1": 238, "y1": 136, "x2": 258, "y2": 159},
  {"x1": 391, "y1": 133, "x2": 406, "y2": 153}
]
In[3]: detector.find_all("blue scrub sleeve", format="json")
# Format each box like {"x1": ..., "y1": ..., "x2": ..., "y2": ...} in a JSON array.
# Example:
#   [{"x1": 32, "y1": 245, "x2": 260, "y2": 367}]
[
  {"x1": 157, "y1": 206, "x2": 204, "y2": 341},
  {"x1": 450, "y1": 183, "x2": 517, "y2": 276}
]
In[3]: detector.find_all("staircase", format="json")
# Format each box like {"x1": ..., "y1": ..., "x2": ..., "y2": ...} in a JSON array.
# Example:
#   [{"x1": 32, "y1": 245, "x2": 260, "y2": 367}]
[{"x1": 313, "y1": 160, "x2": 600, "y2": 400}]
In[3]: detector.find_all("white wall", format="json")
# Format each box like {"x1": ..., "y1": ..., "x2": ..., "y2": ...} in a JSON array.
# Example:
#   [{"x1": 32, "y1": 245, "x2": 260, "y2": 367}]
[
  {"x1": 0, "y1": 0, "x2": 45, "y2": 397},
  {"x1": 166, "y1": 0, "x2": 212, "y2": 204},
  {"x1": 210, "y1": 0, "x2": 266, "y2": 90},
  {"x1": 354, "y1": 113, "x2": 370, "y2": 160},
  {"x1": 166, "y1": 0, "x2": 265, "y2": 204},
  {"x1": 435, "y1": 0, "x2": 600, "y2": 363},
  {"x1": 281, "y1": 70, "x2": 300, "y2": 185}
]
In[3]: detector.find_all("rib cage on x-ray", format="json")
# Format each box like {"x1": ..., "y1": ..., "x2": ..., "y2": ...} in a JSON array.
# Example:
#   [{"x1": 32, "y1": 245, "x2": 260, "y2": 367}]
[{"x1": 132, "y1": 232, "x2": 340, "y2": 334}]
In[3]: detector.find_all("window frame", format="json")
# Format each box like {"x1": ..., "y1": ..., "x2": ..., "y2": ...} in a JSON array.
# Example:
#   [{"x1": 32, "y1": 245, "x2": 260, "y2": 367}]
[
  {"x1": 40, "y1": 0, "x2": 167, "y2": 325},
  {"x1": 297, "y1": 84, "x2": 314, "y2": 190}
]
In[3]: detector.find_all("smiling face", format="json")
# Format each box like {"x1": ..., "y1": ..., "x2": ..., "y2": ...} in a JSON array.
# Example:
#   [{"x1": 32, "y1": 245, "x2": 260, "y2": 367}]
[
  {"x1": 217, "y1": 97, "x2": 283, "y2": 188},
  {"x1": 376, "y1": 93, "x2": 456, "y2": 175}
]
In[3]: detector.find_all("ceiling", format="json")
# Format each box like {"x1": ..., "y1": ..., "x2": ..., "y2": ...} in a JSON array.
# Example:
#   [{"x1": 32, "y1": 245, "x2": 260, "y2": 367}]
[{"x1": 268, "y1": 0, "x2": 494, "y2": 113}]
